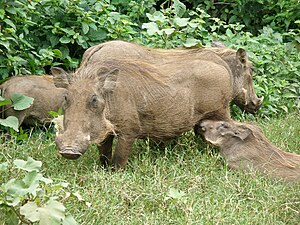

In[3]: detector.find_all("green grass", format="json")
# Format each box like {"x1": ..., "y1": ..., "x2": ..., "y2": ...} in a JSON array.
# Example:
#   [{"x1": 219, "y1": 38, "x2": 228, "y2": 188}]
[{"x1": 1, "y1": 113, "x2": 300, "y2": 225}]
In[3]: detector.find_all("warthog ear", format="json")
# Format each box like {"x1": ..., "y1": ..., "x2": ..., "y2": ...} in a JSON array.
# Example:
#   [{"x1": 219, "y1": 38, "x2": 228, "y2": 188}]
[
  {"x1": 233, "y1": 125, "x2": 253, "y2": 141},
  {"x1": 102, "y1": 68, "x2": 119, "y2": 93},
  {"x1": 51, "y1": 67, "x2": 70, "y2": 89},
  {"x1": 236, "y1": 48, "x2": 247, "y2": 64},
  {"x1": 220, "y1": 124, "x2": 253, "y2": 141}
]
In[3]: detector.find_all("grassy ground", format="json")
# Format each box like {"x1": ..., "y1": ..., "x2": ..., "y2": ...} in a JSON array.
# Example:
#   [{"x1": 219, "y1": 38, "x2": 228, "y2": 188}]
[{"x1": 0, "y1": 112, "x2": 299, "y2": 225}]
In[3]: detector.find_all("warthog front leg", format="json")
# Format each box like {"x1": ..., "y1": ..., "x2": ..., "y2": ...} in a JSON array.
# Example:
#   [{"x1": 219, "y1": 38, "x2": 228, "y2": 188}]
[
  {"x1": 112, "y1": 135, "x2": 135, "y2": 170},
  {"x1": 98, "y1": 135, "x2": 114, "y2": 167}
]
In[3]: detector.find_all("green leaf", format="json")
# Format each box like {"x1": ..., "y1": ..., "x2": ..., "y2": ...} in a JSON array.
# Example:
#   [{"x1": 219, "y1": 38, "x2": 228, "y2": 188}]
[
  {"x1": 60, "y1": 37, "x2": 72, "y2": 44},
  {"x1": 0, "y1": 40, "x2": 10, "y2": 50},
  {"x1": 173, "y1": 0, "x2": 186, "y2": 17},
  {"x1": 162, "y1": 28, "x2": 175, "y2": 35},
  {"x1": 0, "y1": 9, "x2": 5, "y2": 19},
  {"x1": 146, "y1": 11, "x2": 166, "y2": 23},
  {"x1": 39, "y1": 200, "x2": 66, "y2": 225},
  {"x1": 82, "y1": 22, "x2": 90, "y2": 35},
  {"x1": 0, "y1": 97, "x2": 12, "y2": 107},
  {"x1": 11, "y1": 93, "x2": 34, "y2": 111},
  {"x1": 22, "y1": 171, "x2": 43, "y2": 196},
  {"x1": 21, "y1": 200, "x2": 67, "y2": 225},
  {"x1": 167, "y1": 188, "x2": 186, "y2": 199},
  {"x1": 2, "y1": 179, "x2": 26, "y2": 206},
  {"x1": 283, "y1": 93, "x2": 298, "y2": 98},
  {"x1": 0, "y1": 162, "x2": 8, "y2": 171},
  {"x1": 183, "y1": 38, "x2": 202, "y2": 48},
  {"x1": 63, "y1": 214, "x2": 78, "y2": 225},
  {"x1": 0, "y1": 116, "x2": 19, "y2": 131},
  {"x1": 20, "y1": 202, "x2": 40, "y2": 222},
  {"x1": 87, "y1": 29, "x2": 107, "y2": 41},
  {"x1": 142, "y1": 22, "x2": 161, "y2": 36},
  {"x1": 4, "y1": 19, "x2": 16, "y2": 30},
  {"x1": 174, "y1": 17, "x2": 189, "y2": 27},
  {"x1": 14, "y1": 157, "x2": 42, "y2": 172},
  {"x1": 53, "y1": 49, "x2": 63, "y2": 58}
]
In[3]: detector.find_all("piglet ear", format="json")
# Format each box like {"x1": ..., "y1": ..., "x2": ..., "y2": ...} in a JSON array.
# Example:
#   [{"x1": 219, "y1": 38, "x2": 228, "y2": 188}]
[
  {"x1": 51, "y1": 67, "x2": 70, "y2": 89},
  {"x1": 233, "y1": 125, "x2": 253, "y2": 141},
  {"x1": 102, "y1": 68, "x2": 119, "y2": 93}
]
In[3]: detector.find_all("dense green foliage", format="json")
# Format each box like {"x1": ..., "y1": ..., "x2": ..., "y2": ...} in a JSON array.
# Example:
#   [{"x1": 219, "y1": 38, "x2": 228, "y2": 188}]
[
  {"x1": 0, "y1": 0, "x2": 299, "y2": 117},
  {"x1": 0, "y1": 157, "x2": 78, "y2": 225}
]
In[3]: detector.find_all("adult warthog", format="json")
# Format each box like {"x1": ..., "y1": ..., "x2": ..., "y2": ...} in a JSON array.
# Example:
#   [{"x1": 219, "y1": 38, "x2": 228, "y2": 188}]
[
  {"x1": 79, "y1": 40, "x2": 263, "y2": 113},
  {"x1": 0, "y1": 68, "x2": 68, "y2": 126},
  {"x1": 199, "y1": 120, "x2": 300, "y2": 182},
  {"x1": 56, "y1": 56, "x2": 260, "y2": 169}
]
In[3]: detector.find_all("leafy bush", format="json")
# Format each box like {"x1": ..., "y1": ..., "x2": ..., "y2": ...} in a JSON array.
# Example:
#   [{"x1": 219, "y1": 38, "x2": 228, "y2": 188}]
[
  {"x1": 182, "y1": 0, "x2": 300, "y2": 35},
  {"x1": 0, "y1": 0, "x2": 299, "y2": 117},
  {"x1": 0, "y1": 157, "x2": 82, "y2": 225},
  {"x1": 0, "y1": 0, "x2": 138, "y2": 78}
]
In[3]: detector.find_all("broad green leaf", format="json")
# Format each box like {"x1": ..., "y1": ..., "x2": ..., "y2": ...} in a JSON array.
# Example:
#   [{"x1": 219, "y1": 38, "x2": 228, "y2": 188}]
[
  {"x1": 0, "y1": 9, "x2": 5, "y2": 19},
  {"x1": 39, "y1": 200, "x2": 66, "y2": 225},
  {"x1": 0, "y1": 162, "x2": 8, "y2": 171},
  {"x1": 283, "y1": 93, "x2": 298, "y2": 98},
  {"x1": 14, "y1": 157, "x2": 42, "y2": 172},
  {"x1": 0, "y1": 98, "x2": 12, "y2": 107},
  {"x1": 63, "y1": 214, "x2": 78, "y2": 225},
  {"x1": 60, "y1": 28, "x2": 75, "y2": 36},
  {"x1": 173, "y1": 0, "x2": 186, "y2": 17},
  {"x1": 60, "y1": 37, "x2": 72, "y2": 44},
  {"x1": 20, "y1": 202, "x2": 40, "y2": 222},
  {"x1": 183, "y1": 38, "x2": 202, "y2": 48},
  {"x1": 53, "y1": 49, "x2": 63, "y2": 58},
  {"x1": 142, "y1": 22, "x2": 161, "y2": 36},
  {"x1": 2, "y1": 179, "x2": 26, "y2": 206},
  {"x1": 87, "y1": 29, "x2": 107, "y2": 41},
  {"x1": 0, "y1": 116, "x2": 19, "y2": 131},
  {"x1": 162, "y1": 28, "x2": 175, "y2": 35},
  {"x1": 21, "y1": 200, "x2": 67, "y2": 225},
  {"x1": 4, "y1": 19, "x2": 16, "y2": 30},
  {"x1": 11, "y1": 93, "x2": 34, "y2": 111},
  {"x1": 0, "y1": 40, "x2": 10, "y2": 50},
  {"x1": 40, "y1": 176, "x2": 53, "y2": 185},
  {"x1": 174, "y1": 17, "x2": 189, "y2": 27},
  {"x1": 22, "y1": 171, "x2": 43, "y2": 196},
  {"x1": 146, "y1": 11, "x2": 166, "y2": 23},
  {"x1": 2, "y1": 208, "x2": 19, "y2": 225},
  {"x1": 226, "y1": 28, "x2": 234, "y2": 37},
  {"x1": 82, "y1": 22, "x2": 89, "y2": 34}
]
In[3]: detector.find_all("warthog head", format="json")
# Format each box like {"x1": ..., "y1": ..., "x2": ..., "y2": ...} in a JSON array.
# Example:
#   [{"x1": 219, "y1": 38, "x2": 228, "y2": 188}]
[
  {"x1": 55, "y1": 68, "x2": 118, "y2": 160},
  {"x1": 230, "y1": 48, "x2": 263, "y2": 113},
  {"x1": 198, "y1": 120, "x2": 252, "y2": 146}
]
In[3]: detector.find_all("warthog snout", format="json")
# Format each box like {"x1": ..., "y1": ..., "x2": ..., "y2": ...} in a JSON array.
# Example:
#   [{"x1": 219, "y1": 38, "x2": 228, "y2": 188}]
[
  {"x1": 59, "y1": 147, "x2": 82, "y2": 160},
  {"x1": 247, "y1": 96, "x2": 264, "y2": 114}
]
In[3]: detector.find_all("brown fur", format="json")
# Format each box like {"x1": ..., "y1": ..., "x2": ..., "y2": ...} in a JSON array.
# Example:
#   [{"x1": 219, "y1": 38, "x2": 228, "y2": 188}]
[
  {"x1": 76, "y1": 40, "x2": 263, "y2": 113},
  {"x1": 0, "y1": 74, "x2": 67, "y2": 126},
  {"x1": 56, "y1": 58, "x2": 236, "y2": 168},
  {"x1": 199, "y1": 120, "x2": 300, "y2": 182}
]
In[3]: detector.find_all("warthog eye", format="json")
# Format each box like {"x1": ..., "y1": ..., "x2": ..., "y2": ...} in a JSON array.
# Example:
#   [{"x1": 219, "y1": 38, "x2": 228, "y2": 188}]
[{"x1": 90, "y1": 94, "x2": 99, "y2": 108}]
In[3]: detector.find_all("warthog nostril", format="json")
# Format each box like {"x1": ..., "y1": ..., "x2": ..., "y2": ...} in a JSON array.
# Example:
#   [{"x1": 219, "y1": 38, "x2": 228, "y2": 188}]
[
  {"x1": 221, "y1": 122, "x2": 229, "y2": 128},
  {"x1": 198, "y1": 122, "x2": 206, "y2": 132},
  {"x1": 59, "y1": 147, "x2": 82, "y2": 160}
]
